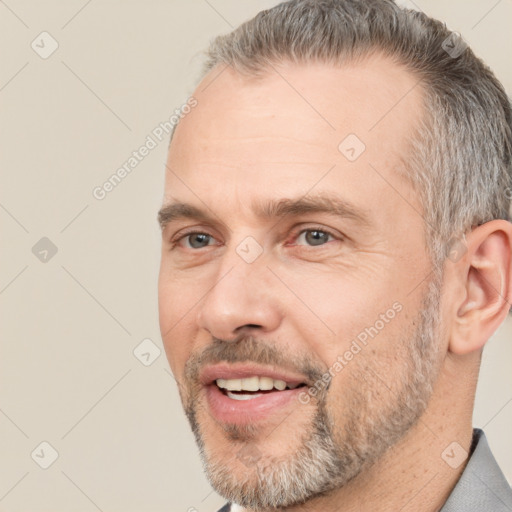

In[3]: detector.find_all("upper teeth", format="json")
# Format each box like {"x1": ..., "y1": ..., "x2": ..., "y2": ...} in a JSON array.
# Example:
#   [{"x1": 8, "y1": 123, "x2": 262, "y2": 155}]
[{"x1": 216, "y1": 376, "x2": 300, "y2": 391}]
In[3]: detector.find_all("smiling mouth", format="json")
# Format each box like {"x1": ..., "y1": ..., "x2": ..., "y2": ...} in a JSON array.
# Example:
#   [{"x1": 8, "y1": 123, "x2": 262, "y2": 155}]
[{"x1": 216, "y1": 376, "x2": 307, "y2": 401}]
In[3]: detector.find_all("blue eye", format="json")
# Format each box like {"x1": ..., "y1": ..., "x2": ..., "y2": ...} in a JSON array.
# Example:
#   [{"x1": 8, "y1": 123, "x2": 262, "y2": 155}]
[
  {"x1": 296, "y1": 229, "x2": 335, "y2": 246},
  {"x1": 172, "y1": 226, "x2": 338, "y2": 251},
  {"x1": 182, "y1": 233, "x2": 215, "y2": 249}
]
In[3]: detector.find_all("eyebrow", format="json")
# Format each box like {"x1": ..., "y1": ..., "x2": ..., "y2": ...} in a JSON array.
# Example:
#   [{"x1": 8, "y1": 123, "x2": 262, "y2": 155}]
[
  {"x1": 157, "y1": 194, "x2": 371, "y2": 231},
  {"x1": 158, "y1": 202, "x2": 218, "y2": 230}
]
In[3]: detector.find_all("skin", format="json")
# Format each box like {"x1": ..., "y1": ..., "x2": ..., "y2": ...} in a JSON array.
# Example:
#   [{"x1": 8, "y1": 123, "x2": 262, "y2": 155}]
[{"x1": 158, "y1": 55, "x2": 512, "y2": 511}]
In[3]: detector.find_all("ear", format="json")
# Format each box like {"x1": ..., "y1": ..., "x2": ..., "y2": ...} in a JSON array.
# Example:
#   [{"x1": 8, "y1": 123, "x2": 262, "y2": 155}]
[{"x1": 449, "y1": 220, "x2": 512, "y2": 355}]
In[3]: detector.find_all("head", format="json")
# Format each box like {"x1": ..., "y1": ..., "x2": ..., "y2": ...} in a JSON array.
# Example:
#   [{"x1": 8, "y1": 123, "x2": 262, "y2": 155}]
[{"x1": 158, "y1": 1, "x2": 512, "y2": 510}]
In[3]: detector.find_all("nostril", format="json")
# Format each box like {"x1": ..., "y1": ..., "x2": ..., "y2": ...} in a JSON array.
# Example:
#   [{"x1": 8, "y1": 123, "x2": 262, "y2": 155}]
[{"x1": 234, "y1": 324, "x2": 263, "y2": 335}]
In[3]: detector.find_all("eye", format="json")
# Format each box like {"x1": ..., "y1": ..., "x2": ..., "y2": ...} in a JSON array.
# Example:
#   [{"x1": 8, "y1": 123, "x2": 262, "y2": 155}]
[
  {"x1": 294, "y1": 228, "x2": 337, "y2": 247},
  {"x1": 174, "y1": 231, "x2": 217, "y2": 249}
]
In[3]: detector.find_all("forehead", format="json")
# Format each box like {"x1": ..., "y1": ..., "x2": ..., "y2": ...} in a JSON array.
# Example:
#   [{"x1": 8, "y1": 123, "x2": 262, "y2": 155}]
[{"x1": 164, "y1": 56, "x2": 424, "y2": 224}]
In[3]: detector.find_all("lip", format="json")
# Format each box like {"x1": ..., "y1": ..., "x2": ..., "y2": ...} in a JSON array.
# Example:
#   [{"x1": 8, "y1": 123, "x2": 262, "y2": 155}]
[
  {"x1": 200, "y1": 363, "x2": 310, "y2": 425},
  {"x1": 205, "y1": 382, "x2": 306, "y2": 424}
]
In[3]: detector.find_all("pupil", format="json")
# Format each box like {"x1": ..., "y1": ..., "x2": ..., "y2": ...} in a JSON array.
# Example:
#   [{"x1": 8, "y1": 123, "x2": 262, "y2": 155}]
[
  {"x1": 306, "y1": 230, "x2": 327, "y2": 246},
  {"x1": 190, "y1": 234, "x2": 210, "y2": 248}
]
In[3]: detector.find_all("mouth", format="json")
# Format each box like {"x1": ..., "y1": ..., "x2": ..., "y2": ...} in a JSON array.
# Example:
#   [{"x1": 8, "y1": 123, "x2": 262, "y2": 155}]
[
  {"x1": 200, "y1": 364, "x2": 309, "y2": 425},
  {"x1": 216, "y1": 376, "x2": 306, "y2": 400}
]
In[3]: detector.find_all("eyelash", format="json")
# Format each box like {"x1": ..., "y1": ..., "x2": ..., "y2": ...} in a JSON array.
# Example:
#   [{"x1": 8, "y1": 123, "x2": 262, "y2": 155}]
[
  {"x1": 287, "y1": 226, "x2": 338, "y2": 247},
  {"x1": 170, "y1": 226, "x2": 340, "y2": 250}
]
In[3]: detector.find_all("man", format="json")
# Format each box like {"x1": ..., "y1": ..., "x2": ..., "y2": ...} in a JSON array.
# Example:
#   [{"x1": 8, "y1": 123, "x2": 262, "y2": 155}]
[{"x1": 157, "y1": 1, "x2": 512, "y2": 510}]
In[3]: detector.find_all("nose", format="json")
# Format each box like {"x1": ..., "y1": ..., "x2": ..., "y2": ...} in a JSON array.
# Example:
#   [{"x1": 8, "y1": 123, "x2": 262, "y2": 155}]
[{"x1": 196, "y1": 249, "x2": 282, "y2": 341}]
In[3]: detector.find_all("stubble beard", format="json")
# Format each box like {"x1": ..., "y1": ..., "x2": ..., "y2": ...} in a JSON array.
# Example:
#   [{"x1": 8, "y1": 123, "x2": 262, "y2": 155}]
[{"x1": 181, "y1": 276, "x2": 442, "y2": 511}]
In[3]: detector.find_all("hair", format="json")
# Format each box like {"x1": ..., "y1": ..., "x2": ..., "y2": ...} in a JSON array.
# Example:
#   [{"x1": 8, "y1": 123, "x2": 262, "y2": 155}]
[{"x1": 198, "y1": 0, "x2": 512, "y2": 275}]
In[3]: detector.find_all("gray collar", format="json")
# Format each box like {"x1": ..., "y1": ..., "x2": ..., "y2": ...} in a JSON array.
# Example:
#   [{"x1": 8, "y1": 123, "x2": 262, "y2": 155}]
[{"x1": 440, "y1": 429, "x2": 512, "y2": 511}]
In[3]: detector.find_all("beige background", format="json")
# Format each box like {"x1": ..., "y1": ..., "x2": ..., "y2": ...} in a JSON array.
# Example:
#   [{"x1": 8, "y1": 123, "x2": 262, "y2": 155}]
[{"x1": 0, "y1": 1, "x2": 511, "y2": 511}]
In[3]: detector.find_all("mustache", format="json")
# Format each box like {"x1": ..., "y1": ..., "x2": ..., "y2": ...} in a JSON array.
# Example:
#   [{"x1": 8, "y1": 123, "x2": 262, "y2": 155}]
[{"x1": 184, "y1": 335, "x2": 326, "y2": 386}]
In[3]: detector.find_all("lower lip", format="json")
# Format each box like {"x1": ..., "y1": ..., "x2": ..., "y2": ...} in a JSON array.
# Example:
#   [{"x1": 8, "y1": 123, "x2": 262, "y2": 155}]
[{"x1": 205, "y1": 384, "x2": 305, "y2": 424}]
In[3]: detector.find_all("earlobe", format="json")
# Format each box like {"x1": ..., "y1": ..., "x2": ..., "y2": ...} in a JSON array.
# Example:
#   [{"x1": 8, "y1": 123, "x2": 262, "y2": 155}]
[{"x1": 449, "y1": 220, "x2": 512, "y2": 355}]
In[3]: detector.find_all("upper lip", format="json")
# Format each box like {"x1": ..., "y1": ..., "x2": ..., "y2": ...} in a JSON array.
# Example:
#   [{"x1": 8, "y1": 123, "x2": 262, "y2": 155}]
[{"x1": 200, "y1": 363, "x2": 309, "y2": 387}]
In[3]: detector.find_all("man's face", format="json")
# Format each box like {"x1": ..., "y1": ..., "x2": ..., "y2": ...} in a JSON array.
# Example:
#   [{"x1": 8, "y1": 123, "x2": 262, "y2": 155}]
[{"x1": 158, "y1": 57, "x2": 444, "y2": 508}]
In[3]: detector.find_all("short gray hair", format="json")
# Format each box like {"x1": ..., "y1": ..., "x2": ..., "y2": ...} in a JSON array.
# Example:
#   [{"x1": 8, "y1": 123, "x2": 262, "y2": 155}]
[{"x1": 200, "y1": 0, "x2": 512, "y2": 272}]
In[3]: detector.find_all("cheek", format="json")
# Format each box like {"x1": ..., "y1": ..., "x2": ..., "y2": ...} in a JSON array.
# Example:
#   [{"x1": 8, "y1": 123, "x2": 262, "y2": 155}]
[
  {"x1": 280, "y1": 268, "x2": 396, "y2": 347},
  {"x1": 158, "y1": 257, "x2": 198, "y2": 326},
  {"x1": 278, "y1": 268, "x2": 413, "y2": 394},
  {"x1": 158, "y1": 273, "x2": 178, "y2": 333},
  {"x1": 158, "y1": 271, "x2": 195, "y2": 377}
]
